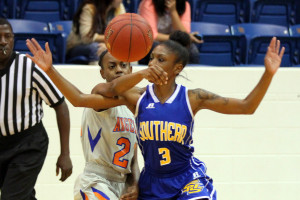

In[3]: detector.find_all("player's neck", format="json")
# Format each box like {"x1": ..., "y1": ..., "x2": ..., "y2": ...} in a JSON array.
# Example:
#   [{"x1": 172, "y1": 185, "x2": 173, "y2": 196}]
[{"x1": 153, "y1": 81, "x2": 177, "y2": 104}]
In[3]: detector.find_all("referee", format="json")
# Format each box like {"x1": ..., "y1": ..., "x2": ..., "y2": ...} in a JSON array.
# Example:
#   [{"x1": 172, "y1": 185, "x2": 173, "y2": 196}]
[{"x1": 0, "y1": 18, "x2": 72, "y2": 199}]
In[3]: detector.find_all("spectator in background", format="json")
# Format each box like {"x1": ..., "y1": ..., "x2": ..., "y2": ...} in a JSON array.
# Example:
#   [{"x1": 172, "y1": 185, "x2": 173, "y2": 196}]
[
  {"x1": 66, "y1": 0, "x2": 125, "y2": 65},
  {"x1": 139, "y1": 0, "x2": 202, "y2": 64}
]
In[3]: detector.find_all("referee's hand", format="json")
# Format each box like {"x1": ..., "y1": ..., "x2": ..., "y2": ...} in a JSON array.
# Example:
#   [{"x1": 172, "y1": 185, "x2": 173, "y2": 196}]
[{"x1": 56, "y1": 154, "x2": 73, "y2": 181}]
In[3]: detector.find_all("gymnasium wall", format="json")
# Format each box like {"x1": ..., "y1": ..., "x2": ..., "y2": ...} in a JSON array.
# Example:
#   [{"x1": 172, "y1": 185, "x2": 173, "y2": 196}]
[{"x1": 36, "y1": 65, "x2": 300, "y2": 200}]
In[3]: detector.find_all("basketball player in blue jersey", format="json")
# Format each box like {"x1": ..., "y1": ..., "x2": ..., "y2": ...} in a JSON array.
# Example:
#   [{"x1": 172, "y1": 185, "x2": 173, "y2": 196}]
[{"x1": 26, "y1": 34, "x2": 284, "y2": 200}]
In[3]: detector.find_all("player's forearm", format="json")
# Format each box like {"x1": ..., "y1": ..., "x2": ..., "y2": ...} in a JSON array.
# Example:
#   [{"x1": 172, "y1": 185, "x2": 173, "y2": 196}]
[
  {"x1": 109, "y1": 70, "x2": 146, "y2": 96},
  {"x1": 243, "y1": 70, "x2": 274, "y2": 114},
  {"x1": 54, "y1": 101, "x2": 71, "y2": 155},
  {"x1": 46, "y1": 67, "x2": 89, "y2": 107}
]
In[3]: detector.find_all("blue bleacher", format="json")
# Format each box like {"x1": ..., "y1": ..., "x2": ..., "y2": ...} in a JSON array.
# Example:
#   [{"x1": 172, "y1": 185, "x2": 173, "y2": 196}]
[
  {"x1": 250, "y1": 0, "x2": 300, "y2": 27},
  {"x1": 9, "y1": 19, "x2": 65, "y2": 64},
  {"x1": 0, "y1": 0, "x2": 17, "y2": 18},
  {"x1": 123, "y1": 0, "x2": 140, "y2": 13},
  {"x1": 16, "y1": 0, "x2": 75, "y2": 22},
  {"x1": 191, "y1": 22, "x2": 247, "y2": 66},
  {"x1": 49, "y1": 20, "x2": 89, "y2": 64},
  {"x1": 231, "y1": 23, "x2": 299, "y2": 66},
  {"x1": 189, "y1": 0, "x2": 250, "y2": 25}
]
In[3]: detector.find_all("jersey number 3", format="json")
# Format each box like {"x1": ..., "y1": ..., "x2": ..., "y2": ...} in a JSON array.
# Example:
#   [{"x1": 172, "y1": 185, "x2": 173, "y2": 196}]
[
  {"x1": 159, "y1": 147, "x2": 171, "y2": 166},
  {"x1": 113, "y1": 137, "x2": 131, "y2": 168}
]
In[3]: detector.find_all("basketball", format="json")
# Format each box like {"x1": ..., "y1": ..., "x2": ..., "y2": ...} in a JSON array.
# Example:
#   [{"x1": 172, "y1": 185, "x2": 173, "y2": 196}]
[{"x1": 104, "y1": 13, "x2": 153, "y2": 62}]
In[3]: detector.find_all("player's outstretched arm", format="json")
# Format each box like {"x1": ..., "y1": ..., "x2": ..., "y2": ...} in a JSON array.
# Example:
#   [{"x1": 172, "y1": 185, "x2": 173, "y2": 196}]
[
  {"x1": 189, "y1": 37, "x2": 285, "y2": 115},
  {"x1": 99, "y1": 65, "x2": 168, "y2": 98},
  {"x1": 26, "y1": 38, "x2": 125, "y2": 110}
]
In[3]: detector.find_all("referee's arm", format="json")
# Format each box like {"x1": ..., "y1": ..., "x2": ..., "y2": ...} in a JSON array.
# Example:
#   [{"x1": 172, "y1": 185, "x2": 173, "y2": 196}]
[
  {"x1": 32, "y1": 63, "x2": 73, "y2": 181},
  {"x1": 53, "y1": 100, "x2": 73, "y2": 181}
]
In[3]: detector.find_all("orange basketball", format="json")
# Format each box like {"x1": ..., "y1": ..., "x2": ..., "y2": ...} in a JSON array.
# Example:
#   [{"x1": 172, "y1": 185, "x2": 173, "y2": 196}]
[{"x1": 104, "y1": 13, "x2": 153, "y2": 62}]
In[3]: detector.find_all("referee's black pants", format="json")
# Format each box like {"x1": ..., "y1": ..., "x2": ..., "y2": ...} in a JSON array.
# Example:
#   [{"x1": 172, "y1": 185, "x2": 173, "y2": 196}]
[{"x1": 0, "y1": 123, "x2": 48, "y2": 200}]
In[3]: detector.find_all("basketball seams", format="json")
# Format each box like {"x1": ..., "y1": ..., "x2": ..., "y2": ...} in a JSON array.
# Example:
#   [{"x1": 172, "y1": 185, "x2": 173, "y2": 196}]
[
  {"x1": 133, "y1": 24, "x2": 149, "y2": 54},
  {"x1": 127, "y1": 14, "x2": 133, "y2": 62},
  {"x1": 110, "y1": 24, "x2": 131, "y2": 56},
  {"x1": 105, "y1": 13, "x2": 153, "y2": 62},
  {"x1": 109, "y1": 18, "x2": 151, "y2": 29}
]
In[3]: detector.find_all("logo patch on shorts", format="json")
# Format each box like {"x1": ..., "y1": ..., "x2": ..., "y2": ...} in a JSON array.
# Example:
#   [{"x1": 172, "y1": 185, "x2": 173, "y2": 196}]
[{"x1": 182, "y1": 179, "x2": 204, "y2": 194}]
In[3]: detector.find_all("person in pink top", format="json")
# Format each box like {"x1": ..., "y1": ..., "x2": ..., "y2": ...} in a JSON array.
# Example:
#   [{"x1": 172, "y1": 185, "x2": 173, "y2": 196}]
[{"x1": 139, "y1": 0, "x2": 202, "y2": 64}]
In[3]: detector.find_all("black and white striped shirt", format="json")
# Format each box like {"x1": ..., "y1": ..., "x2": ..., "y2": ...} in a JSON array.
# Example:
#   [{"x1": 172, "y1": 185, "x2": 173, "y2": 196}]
[{"x1": 0, "y1": 52, "x2": 64, "y2": 136}]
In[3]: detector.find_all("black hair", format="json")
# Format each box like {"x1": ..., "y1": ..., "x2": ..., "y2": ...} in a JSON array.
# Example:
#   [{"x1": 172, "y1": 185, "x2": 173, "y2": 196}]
[
  {"x1": 162, "y1": 31, "x2": 190, "y2": 67},
  {"x1": 0, "y1": 18, "x2": 13, "y2": 32},
  {"x1": 169, "y1": 30, "x2": 191, "y2": 48},
  {"x1": 73, "y1": 0, "x2": 114, "y2": 38},
  {"x1": 152, "y1": 0, "x2": 186, "y2": 17},
  {"x1": 98, "y1": 49, "x2": 109, "y2": 68}
]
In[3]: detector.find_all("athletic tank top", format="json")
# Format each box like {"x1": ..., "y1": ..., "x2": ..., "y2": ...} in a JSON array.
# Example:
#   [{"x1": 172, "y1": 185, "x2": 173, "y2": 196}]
[
  {"x1": 136, "y1": 84, "x2": 198, "y2": 176},
  {"x1": 81, "y1": 106, "x2": 137, "y2": 175}
]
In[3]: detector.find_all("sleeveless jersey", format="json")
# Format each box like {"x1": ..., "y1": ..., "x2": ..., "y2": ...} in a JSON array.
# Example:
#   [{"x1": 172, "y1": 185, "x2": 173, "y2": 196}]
[
  {"x1": 81, "y1": 106, "x2": 137, "y2": 175},
  {"x1": 136, "y1": 84, "x2": 198, "y2": 176}
]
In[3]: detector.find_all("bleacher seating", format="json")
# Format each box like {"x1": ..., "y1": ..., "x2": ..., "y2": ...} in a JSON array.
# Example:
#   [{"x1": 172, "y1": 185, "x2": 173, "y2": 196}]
[
  {"x1": 9, "y1": 19, "x2": 65, "y2": 64},
  {"x1": 189, "y1": 0, "x2": 250, "y2": 25},
  {"x1": 0, "y1": 0, "x2": 17, "y2": 18},
  {"x1": 191, "y1": 22, "x2": 247, "y2": 66},
  {"x1": 231, "y1": 23, "x2": 299, "y2": 66},
  {"x1": 123, "y1": 0, "x2": 140, "y2": 13},
  {"x1": 250, "y1": 0, "x2": 300, "y2": 27},
  {"x1": 48, "y1": 20, "x2": 89, "y2": 64},
  {"x1": 16, "y1": 0, "x2": 75, "y2": 22}
]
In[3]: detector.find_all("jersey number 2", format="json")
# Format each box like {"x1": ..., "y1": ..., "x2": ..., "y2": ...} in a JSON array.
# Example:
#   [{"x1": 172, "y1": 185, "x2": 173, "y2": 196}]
[
  {"x1": 113, "y1": 137, "x2": 131, "y2": 168},
  {"x1": 158, "y1": 147, "x2": 171, "y2": 166}
]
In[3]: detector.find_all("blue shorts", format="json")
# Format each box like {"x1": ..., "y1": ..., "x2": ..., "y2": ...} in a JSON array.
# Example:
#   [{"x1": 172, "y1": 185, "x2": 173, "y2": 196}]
[{"x1": 138, "y1": 161, "x2": 216, "y2": 200}]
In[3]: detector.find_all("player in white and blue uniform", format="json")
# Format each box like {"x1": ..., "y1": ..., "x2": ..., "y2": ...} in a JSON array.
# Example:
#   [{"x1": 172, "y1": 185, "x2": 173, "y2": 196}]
[{"x1": 27, "y1": 31, "x2": 284, "y2": 200}]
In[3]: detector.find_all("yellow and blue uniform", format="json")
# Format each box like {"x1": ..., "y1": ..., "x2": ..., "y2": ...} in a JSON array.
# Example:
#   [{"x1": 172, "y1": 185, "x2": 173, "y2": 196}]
[{"x1": 136, "y1": 84, "x2": 216, "y2": 200}]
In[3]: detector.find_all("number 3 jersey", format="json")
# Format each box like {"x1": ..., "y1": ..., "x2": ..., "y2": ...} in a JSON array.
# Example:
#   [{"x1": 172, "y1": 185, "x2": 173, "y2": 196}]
[
  {"x1": 80, "y1": 106, "x2": 137, "y2": 177},
  {"x1": 136, "y1": 84, "x2": 200, "y2": 175}
]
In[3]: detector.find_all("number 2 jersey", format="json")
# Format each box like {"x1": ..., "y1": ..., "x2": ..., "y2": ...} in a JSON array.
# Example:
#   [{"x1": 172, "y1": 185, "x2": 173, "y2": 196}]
[
  {"x1": 135, "y1": 84, "x2": 203, "y2": 176},
  {"x1": 80, "y1": 106, "x2": 137, "y2": 180}
]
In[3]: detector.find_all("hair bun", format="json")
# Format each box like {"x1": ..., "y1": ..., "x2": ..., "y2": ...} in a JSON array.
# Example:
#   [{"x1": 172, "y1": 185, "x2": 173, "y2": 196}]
[{"x1": 169, "y1": 30, "x2": 191, "y2": 48}]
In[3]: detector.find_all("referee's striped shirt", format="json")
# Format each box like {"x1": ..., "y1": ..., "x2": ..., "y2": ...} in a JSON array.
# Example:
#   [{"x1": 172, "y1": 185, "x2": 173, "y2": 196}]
[{"x1": 0, "y1": 52, "x2": 64, "y2": 137}]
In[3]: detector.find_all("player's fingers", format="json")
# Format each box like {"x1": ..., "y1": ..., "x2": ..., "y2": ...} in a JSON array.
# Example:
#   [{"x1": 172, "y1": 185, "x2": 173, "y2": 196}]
[
  {"x1": 276, "y1": 39, "x2": 280, "y2": 54},
  {"x1": 269, "y1": 37, "x2": 276, "y2": 51},
  {"x1": 279, "y1": 46, "x2": 285, "y2": 59},
  {"x1": 45, "y1": 42, "x2": 51, "y2": 55},
  {"x1": 147, "y1": 67, "x2": 162, "y2": 85},
  {"x1": 152, "y1": 66, "x2": 168, "y2": 84},
  {"x1": 31, "y1": 38, "x2": 43, "y2": 51},
  {"x1": 26, "y1": 39, "x2": 37, "y2": 54}
]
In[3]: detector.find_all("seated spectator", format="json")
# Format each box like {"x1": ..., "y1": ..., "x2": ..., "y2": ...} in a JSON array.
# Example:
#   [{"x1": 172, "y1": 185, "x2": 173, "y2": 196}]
[
  {"x1": 66, "y1": 0, "x2": 125, "y2": 64},
  {"x1": 139, "y1": 0, "x2": 202, "y2": 64}
]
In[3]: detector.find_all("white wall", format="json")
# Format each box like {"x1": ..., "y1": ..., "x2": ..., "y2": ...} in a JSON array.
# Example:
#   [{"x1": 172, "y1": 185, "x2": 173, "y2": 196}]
[{"x1": 36, "y1": 65, "x2": 300, "y2": 200}]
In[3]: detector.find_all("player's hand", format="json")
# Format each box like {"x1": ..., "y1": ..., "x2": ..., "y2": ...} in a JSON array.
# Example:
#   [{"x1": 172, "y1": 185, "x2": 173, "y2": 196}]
[
  {"x1": 142, "y1": 65, "x2": 168, "y2": 85},
  {"x1": 56, "y1": 154, "x2": 73, "y2": 182},
  {"x1": 264, "y1": 37, "x2": 285, "y2": 76},
  {"x1": 26, "y1": 38, "x2": 53, "y2": 72},
  {"x1": 165, "y1": 0, "x2": 176, "y2": 13},
  {"x1": 120, "y1": 185, "x2": 139, "y2": 200}
]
